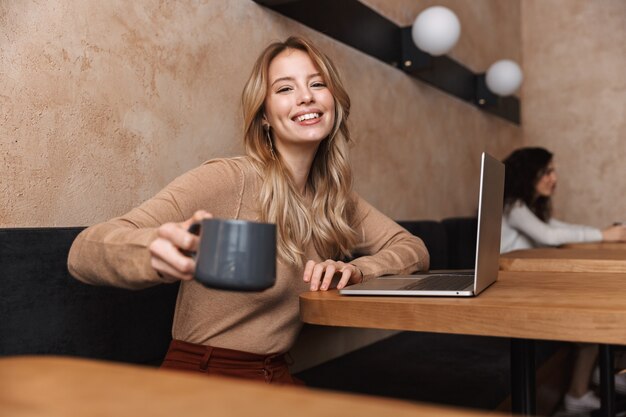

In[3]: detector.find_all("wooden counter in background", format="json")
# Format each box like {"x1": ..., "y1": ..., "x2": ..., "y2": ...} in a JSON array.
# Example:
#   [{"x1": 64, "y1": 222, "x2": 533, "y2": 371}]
[
  {"x1": 560, "y1": 242, "x2": 626, "y2": 250},
  {"x1": 499, "y1": 248, "x2": 626, "y2": 273}
]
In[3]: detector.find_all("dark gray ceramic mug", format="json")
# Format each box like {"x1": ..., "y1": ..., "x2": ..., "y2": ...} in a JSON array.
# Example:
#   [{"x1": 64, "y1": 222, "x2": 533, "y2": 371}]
[{"x1": 192, "y1": 218, "x2": 276, "y2": 291}]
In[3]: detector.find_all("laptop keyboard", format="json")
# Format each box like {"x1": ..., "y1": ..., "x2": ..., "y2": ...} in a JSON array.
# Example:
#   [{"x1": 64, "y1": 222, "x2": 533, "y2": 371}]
[{"x1": 402, "y1": 274, "x2": 474, "y2": 291}]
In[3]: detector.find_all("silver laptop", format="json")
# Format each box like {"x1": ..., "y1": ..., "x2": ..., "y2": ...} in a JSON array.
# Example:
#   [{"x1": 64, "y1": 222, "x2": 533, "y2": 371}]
[{"x1": 340, "y1": 152, "x2": 504, "y2": 297}]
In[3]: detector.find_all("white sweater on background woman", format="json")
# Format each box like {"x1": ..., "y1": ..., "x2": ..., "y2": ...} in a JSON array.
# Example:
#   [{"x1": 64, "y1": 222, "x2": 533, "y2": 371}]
[{"x1": 500, "y1": 201, "x2": 602, "y2": 253}]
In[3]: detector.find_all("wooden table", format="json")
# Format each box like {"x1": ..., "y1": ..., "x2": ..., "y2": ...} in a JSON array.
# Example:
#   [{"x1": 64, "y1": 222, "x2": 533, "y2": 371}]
[
  {"x1": 300, "y1": 271, "x2": 626, "y2": 416},
  {"x1": 0, "y1": 356, "x2": 507, "y2": 417},
  {"x1": 499, "y1": 248, "x2": 626, "y2": 273},
  {"x1": 301, "y1": 271, "x2": 626, "y2": 345},
  {"x1": 499, "y1": 246, "x2": 626, "y2": 415}
]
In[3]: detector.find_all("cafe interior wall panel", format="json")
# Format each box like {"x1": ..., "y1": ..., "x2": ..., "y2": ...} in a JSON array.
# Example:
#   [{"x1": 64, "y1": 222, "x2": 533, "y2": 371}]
[
  {"x1": 0, "y1": 0, "x2": 522, "y2": 227},
  {"x1": 521, "y1": 0, "x2": 626, "y2": 227}
]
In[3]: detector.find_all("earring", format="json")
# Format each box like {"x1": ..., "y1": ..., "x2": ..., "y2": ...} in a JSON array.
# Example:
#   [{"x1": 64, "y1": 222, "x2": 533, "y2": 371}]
[{"x1": 265, "y1": 127, "x2": 276, "y2": 159}]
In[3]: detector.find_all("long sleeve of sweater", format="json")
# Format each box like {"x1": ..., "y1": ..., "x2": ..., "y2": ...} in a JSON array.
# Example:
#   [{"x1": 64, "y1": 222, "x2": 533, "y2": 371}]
[
  {"x1": 67, "y1": 159, "x2": 246, "y2": 289},
  {"x1": 348, "y1": 197, "x2": 430, "y2": 280},
  {"x1": 505, "y1": 203, "x2": 602, "y2": 248}
]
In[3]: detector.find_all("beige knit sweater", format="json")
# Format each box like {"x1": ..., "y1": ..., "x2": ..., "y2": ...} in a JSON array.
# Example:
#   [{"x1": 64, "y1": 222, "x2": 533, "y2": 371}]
[{"x1": 68, "y1": 157, "x2": 429, "y2": 355}]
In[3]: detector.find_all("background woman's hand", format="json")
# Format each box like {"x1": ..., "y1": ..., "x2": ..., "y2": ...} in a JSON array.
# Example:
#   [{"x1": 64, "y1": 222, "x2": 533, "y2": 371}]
[
  {"x1": 148, "y1": 210, "x2": 213, "y2": 282},
  {"x1": 302, "y1": 259, "x2": 364, "y2": 291},
  {"x1": 602, "y1": 224, "x2": 626, "y2": 242}
]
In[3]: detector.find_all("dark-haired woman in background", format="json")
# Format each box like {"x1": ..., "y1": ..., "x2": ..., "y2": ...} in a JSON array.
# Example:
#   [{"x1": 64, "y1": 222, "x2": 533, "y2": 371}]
[
  {"x1": 501, "y1": 147, "x2": 625, "y2": 253},
  {"x1": 500, "y1": 147, "x2": 626, "y2": 413}
]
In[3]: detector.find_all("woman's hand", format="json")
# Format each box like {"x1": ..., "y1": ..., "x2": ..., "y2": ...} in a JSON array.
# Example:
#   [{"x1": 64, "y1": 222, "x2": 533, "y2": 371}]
[
  {"x1": 148, "y1": 210, "x2": 213, "y2": 282},
  {"x1": 602, "y1": 224, "x2": 626, "y2": 242},
  {"x1": 302, "y1": 259, "x2": 364, "y2": 291}
]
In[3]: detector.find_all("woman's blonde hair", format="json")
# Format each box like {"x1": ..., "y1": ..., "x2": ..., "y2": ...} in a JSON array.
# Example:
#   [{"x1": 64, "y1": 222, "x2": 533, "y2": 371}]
[{"x1": 241, "y1": 36, "x2": 358, "y2": 266}]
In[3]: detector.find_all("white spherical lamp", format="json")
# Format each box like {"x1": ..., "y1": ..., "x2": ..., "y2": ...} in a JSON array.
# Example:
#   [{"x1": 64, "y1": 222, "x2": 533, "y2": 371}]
[
  {"x1": 411, "y1": 6, "x2": 461, "y2": 56},
  {"x1": 485, "y1": 60, "x2": 523, "y2": 96}
]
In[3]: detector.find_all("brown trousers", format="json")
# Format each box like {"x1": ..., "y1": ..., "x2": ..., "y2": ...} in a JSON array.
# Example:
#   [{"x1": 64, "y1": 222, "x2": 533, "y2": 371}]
[{"x1": 160, "y1": 339, "x2": 301, "y2": 385}]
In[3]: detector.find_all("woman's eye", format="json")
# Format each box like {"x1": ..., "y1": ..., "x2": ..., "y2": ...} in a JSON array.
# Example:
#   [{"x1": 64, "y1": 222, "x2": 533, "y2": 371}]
[
  {"x1": 276, "y1": 86, "x2": 292, "y2": 93},
  {"x1": 311, "y1": 82, "x2": 326, "y2": 88}
]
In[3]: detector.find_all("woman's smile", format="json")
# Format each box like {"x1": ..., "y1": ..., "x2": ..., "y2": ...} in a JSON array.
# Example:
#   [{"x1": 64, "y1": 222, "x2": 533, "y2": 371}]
[{"x1": 292, "y1": 111, "x2": 322, "y2": 125}]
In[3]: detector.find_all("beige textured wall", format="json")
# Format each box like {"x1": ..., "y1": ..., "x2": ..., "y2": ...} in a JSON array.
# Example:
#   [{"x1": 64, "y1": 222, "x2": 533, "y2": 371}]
[
  {"x1": 521, "y1": 0, "x2": 626, "y2": 227},
  {"x1": 0, "y1": 0, "x2": 522, "y2": 227}
]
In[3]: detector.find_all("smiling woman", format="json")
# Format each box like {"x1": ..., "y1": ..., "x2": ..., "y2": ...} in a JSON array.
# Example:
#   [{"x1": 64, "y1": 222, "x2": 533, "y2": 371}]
[
  {"x1": 67, "y1": 36, "x2": 429, "y2": 384},
  {"x1": 242, "y1": 38, "x2": 355, "y2": 268}
]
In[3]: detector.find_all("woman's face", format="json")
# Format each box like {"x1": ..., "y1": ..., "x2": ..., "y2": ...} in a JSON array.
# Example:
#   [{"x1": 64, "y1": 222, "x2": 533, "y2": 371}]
[
  {"x1": 264, "y1": 49, "x2": 335, "y2": 153},
  {"x1": 534, "y1": 161, "x2": 557, "y2": 198}
]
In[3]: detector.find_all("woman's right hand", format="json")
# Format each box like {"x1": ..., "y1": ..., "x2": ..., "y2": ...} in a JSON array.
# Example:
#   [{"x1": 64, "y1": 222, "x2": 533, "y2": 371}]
[
  {"x1": 148, "y1": 210, "x2": 213, "y2": 282},
  {"x1": 601, "y1": 224, "x2": 626, "y2": 242}
]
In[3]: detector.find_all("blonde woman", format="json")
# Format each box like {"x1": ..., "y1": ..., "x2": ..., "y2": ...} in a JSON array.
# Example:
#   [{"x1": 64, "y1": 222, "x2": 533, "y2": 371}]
[{"x1": 68, "y1": 37, "x2": 429, "y2": 384}]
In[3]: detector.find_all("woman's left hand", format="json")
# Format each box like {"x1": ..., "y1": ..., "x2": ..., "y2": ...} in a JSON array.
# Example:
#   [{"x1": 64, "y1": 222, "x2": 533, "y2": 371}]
[{"x1": 303, "y1": 260, "x2": 364, "y2": 291}]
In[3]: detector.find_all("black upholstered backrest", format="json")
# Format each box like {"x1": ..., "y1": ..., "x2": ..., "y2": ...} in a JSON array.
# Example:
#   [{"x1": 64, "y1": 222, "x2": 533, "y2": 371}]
[
  {"x1": 441, "y1": 218, "x2": 478, "y2": 270},
  {"x1": 0, "y1": 228, "x2": 179, "y2": 365},
  {"x1": 396, "y1": 221, "x2": 448, "y2": 270}
]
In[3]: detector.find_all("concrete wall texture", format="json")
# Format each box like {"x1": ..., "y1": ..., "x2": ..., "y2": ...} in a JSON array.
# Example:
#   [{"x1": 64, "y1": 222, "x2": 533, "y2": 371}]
[
  {"x1": 1, "y1": 0, "x2": 621, "y2": 228},
  {"x1": 1, "y1": 0, "x2": 522, "y2": 227},
  {"x1": 521, "y1": 0, "x2": 626, "y2": 227}
]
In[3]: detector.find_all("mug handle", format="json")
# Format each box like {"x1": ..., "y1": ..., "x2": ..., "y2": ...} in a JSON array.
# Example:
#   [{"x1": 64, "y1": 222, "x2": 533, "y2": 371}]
[
  {"x1": 188, "y1": 222, "x2": 201, "y2": 236},
  {"x1": 180, "y1": 222, "x2": 201, "y2": 258}
]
